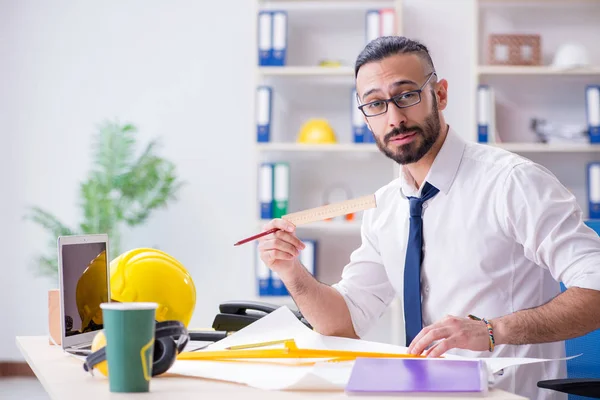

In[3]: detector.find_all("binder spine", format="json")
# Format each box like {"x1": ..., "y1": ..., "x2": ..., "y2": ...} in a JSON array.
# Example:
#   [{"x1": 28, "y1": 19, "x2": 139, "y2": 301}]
[
  {"x1": 299, "y1": 239, "x2": 317, "y2": 278},
  {"x1": 586, "y1": 85, "x2": 600, "y2": 143},
  {"x1": 588, "y1": 162, "x2": 600, "y2": 219},
  {"x1": 255, "y1": 243, "x2": 271, "y2": 296},
  {"x1": 477, "y1": 85, "x2": 490, "y2": 143},
  {"x1": 258, "y1": 11, "x2": 273, "y2": 66},
  {"x1": 271, "y1": 271, "x2": 289, "y2": 296},
  {"x1": 272, "y1": 162, "x2": 289, "y2": 218},
  {"x1": 365, "y1": 10, "x2": 380, "y2": 45},
  {"x1": 271, "y1": 11, "x2": 287, "y2": 66},
  {"x1": 352, "y1": 89, "x2": 368, "y2": 143},
  {"x1": 379, "y1": 9, "x2": 396, "y2": 37},
  {"x1": 256, "y1": 86, "x2": 272, "y2": 143},
  {"x1": 259, "y1": 163, "x2": 273, "y2": 220}
]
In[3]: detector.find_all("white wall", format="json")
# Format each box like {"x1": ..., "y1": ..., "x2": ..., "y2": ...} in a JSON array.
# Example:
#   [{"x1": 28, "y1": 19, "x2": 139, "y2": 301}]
[
  {"x1": 403, "y1": 0, "x2": 476, "y2": 140},
  {"x1": 0, "y1": 0, "x2": 477, "y2": 360},
  {"x1": 1, "y1": 0, "x2": 257, "y2": 360}
]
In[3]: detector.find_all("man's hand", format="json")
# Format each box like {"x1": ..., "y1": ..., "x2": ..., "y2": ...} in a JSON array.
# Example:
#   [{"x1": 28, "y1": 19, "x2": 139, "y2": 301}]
[
  {"x1": 257, "y1": 218, "x2": 305, "y2": 278},
  {"x1": 407, "y1": 315, "x2": 490, "y2": 358}
]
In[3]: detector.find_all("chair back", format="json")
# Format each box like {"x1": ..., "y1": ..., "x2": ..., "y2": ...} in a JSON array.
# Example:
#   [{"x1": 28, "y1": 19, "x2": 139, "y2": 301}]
[{"x1": 558, "y1": 220, "x2": 600, "y2": 399}]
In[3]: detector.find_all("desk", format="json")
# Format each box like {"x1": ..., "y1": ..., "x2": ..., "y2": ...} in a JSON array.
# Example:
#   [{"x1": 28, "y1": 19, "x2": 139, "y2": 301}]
[{"x1": 16, "y1": 336, "x2": 527, "y2": 400}]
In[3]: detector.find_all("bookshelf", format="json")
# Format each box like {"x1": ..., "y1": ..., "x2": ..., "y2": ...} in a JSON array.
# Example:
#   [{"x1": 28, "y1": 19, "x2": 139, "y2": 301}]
[
  {"x1": 251, "y1": 0, "x2": 404, "y2": 345},
  {"x1": 478, "y1": 65, "x2": 600, "y2": 76},
  {"x1": 256, "y1": 143, "x2": 380, "y2": 152},
  {"x1": 474, "y1": 0, "x2": 600, "y2": 216},
  {"x1": 492, "y1": 143, "x2": 600, "y2": 153},
  {"x1": 259, "y1": 66, "x2": 355, "y2": 76}
]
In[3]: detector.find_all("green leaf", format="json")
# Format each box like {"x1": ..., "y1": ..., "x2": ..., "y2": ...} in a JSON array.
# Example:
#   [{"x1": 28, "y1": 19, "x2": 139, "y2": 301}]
[
  {"x1": 23, "y1": 207, "x2": 74, "y2": 237},
  {"x1": 25, "y1": 119, "x2": 183, "y2": 277}
]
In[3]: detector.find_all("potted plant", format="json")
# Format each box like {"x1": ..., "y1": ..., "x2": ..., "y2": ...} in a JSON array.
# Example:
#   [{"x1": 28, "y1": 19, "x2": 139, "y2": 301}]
[{"x1": 24, "y1": 120, "x2": 184, "y2": 279}]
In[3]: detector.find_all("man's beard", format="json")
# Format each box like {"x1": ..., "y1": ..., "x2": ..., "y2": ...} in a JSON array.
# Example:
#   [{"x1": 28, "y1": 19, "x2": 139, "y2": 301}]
[{"x1": 374, "y1": 97, "x2": 441, "y2": 165}]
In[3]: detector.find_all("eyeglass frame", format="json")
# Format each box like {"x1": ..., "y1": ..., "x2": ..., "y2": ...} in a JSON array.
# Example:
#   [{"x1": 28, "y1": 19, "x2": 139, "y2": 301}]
[{"x1": 357, "y1": 71, "x2": 437, "y2": 117}]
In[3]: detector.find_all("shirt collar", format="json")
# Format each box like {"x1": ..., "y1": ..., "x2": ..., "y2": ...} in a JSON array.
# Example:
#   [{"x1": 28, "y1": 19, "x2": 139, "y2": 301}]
[{"x1": 399, "y1": 125, "x2": 465, "y2": 198}]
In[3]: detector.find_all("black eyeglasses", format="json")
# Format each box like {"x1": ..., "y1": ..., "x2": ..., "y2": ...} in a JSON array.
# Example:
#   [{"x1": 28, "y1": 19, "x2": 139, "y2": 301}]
[{"x1": 357, "y1": 72, "x2": 437, "y2": 117}]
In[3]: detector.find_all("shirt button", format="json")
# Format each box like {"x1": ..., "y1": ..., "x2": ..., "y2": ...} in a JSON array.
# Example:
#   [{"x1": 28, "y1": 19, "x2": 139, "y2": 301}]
[
  {"x1": 423, "y1": 203, "x2": 428, "y2": 209},
  {"x1": 424, "y1": 285, "x2": 430, "y2": 293}
]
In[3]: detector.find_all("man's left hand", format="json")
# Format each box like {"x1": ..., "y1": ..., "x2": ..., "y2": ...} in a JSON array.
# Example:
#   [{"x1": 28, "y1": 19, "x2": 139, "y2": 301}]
[{"x1": 407, "y1": 315, "x2": 490, "y2": 358}]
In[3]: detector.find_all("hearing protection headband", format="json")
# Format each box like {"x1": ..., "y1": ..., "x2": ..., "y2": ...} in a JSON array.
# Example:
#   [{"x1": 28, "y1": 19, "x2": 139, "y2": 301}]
[{"x1": 83, "y1": 320, "x2": 189, "y2": 376}]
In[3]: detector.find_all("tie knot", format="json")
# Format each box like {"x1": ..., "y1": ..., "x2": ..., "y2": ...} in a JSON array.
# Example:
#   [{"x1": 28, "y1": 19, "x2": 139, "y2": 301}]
[{"x1": 408, "y1": 182, "x2": 439, "y2": 217}]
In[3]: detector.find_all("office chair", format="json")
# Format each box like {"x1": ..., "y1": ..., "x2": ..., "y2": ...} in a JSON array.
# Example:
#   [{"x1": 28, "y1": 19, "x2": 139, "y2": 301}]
[{"x1": 536, "y1": 220, "x2": 600, "y2": 399}]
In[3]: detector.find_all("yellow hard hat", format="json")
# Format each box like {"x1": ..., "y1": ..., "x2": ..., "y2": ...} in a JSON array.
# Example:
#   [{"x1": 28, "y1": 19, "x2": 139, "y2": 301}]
[
  {"x1": 110, "y1": 248, "x2": 196, "y2": 327},
  {"x1": 90, "y1": 329, "x2": 109, "y2": 376},
  {"x1": 87, "y1": 248, "x2": 196, "y2": 378},
  {"x1": 76, "y1": 250, "x2": 108, "y2": 333},
  {"x1": 297, "y1": 119, "x2": 337, "y2": 144}
]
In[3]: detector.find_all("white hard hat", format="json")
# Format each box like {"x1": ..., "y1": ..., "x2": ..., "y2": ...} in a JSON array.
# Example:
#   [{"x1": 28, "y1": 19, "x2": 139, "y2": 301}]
[{"x1": 552, "y1": 43, "x2": 589, "y2": 69}]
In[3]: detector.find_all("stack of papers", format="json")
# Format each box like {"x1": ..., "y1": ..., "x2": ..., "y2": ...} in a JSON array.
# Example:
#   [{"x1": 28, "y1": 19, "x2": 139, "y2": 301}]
[{"x1": 167, "y1": 306, "x2": 575, "y2": 391}]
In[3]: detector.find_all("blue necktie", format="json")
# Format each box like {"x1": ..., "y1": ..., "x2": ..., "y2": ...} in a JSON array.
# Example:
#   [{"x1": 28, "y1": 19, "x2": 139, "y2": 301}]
[{"x1": 403, "y1": 181, "x2": 439, "y2": 345}]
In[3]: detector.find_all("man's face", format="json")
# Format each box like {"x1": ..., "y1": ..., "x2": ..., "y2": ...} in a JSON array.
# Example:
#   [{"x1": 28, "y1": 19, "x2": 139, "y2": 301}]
[{"x1": 356, "y1": 54, "x2": 442, "y2": 165}]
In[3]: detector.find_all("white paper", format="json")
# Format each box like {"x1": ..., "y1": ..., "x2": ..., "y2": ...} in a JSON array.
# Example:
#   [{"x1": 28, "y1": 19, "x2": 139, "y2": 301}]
[{"x1": 168, "y1": 307, "x2": 577, "y2": 391}]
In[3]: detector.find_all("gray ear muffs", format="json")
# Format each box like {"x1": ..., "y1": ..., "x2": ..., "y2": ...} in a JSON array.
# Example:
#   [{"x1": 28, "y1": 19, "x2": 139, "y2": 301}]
[{"x1": 83, "y1": 320, "x2": 189, "y2": 377}]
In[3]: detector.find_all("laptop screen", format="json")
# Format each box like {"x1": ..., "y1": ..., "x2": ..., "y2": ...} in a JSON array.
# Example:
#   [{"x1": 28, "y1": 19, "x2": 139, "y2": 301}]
[{"x1": 61, "y1": 242, "x2": 108, "y2": 337}]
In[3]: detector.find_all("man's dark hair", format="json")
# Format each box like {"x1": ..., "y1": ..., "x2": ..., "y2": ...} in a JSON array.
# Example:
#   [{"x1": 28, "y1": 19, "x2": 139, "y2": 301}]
[{"x1": 354, "y1": 36, "x2": 435, "y2": 78}]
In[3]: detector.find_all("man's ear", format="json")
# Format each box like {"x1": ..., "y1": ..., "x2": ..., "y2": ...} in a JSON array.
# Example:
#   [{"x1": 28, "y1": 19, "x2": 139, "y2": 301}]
[{"x1": 435, "y1": 79, "x2": 449, "y2": 111}]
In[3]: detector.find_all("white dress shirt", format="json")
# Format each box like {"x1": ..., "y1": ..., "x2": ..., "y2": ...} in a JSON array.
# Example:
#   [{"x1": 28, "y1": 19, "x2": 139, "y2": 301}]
[{"x1": 332, "y1": 126, "x2": 600, "y2": 400}]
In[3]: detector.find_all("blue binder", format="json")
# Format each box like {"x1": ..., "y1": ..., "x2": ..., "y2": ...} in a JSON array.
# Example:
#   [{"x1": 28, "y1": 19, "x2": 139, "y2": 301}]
[
  {"x1": 587, "y1": 162, "x2": 600, "y2": 219},
  {"x1": 586, "y1": 85, "x2": 600, "y2": 144},
  {"x1": 256, "y1": 86, "x2": 272, "y2": 142},
  {"x1": 299, "y1": 239, "x2": 317, "y2": 278},
  {"x1": 259, "y1": 163, "x2": 273, "y2": 220},
  {"x1": 365, "y1": 10, "x2": 380, "y2": 45},
  {"x1": 271, "y1": 11, "x2": 287, "y2": 66},
  {"x1": 271, "y1": 271, "x2": 289, "y2": 296},
  {"x1": 352, "y1": 89, "x2": 369, "y2": 143},
  {"x1": 257, "y1": 11, "x2": 273, "y2": 66},
  {"x1": 477, "y1": 85, "x2": 492, "y2": 143},
  {"x1": 255, "y1": 243, "x2": 271, "y2": 296}
]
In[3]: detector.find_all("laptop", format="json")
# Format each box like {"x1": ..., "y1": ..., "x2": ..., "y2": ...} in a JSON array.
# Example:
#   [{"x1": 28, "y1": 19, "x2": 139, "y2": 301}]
[{"x1": 57, "y1": 234, "x2": 110, "y2": 355}]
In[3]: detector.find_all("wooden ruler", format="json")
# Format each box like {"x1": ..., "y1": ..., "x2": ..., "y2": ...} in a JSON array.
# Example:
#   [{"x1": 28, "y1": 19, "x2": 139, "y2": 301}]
[
  {"x1": 234, "y1": 194, "x2": 377, "y2": 246},
  {"x1": 282, "y1": 194, "x2": 377, "y2": 225}
]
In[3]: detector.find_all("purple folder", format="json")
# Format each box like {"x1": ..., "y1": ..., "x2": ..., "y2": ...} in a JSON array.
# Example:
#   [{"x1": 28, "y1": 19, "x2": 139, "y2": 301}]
[{"x1": 345, "y1": 357, "x2": 487, "y2": 395}]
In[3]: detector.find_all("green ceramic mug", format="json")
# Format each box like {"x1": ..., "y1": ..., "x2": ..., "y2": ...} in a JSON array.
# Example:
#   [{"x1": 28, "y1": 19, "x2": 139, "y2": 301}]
[{"x1": 100, "y1": 302, "x2": 158, "y2": 393}]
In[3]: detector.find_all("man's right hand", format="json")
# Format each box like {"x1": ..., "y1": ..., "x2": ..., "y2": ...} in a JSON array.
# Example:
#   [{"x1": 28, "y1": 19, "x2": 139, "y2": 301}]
[
  {"x1": 257, "y1": 218, "x2": 306, "y2": 276},
  {"x1": 256, "y1": 218, "x2": 358, "y2": 339}
]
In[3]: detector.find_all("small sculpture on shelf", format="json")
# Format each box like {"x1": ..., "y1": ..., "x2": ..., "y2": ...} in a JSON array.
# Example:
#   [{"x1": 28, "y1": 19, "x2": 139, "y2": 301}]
[
  {"x1": 488, "y1": 34, "x2": 541, "y2": 66},
  {"x1": 551, "y1": 43, "x2": 590, "y2": 70},
  {"x1": 531, "y1": 118, "x2": 588, "y2": 144}
]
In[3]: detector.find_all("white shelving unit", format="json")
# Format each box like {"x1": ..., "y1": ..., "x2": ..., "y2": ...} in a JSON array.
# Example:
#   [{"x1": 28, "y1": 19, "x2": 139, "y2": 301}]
[
  {"x1": 258, "y1": 66, "x2": 355, "y2": 76},
  {"x1": 256, "y1": 142, "x2": 380, "y2": 152},
  {"x1": 493, "y1": 143, "x2": 600, "y2": 153},
  {"x1": 474, "y1": 0, "x2": 600, "y2": 215},
  {"x1": 251, "y1": 0, "x2": 404, "y2": 345},
  {"x1": 478, "y1": 65, "x2": 600, "y2": 76}
]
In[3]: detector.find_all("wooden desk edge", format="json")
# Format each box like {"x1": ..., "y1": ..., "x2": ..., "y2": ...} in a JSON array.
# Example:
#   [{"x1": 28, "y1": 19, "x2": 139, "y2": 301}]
[{"x1": 15, "y1": 336, "x2": 529, "y2": 400}]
